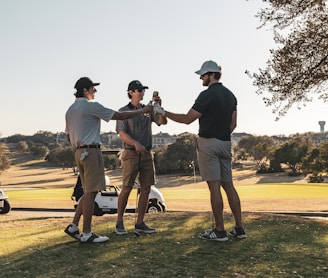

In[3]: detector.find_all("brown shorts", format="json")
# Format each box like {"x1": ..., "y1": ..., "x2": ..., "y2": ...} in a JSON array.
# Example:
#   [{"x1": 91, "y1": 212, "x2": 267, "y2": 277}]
[
  {"x1": 121, "y1": 149, "x2": 155, "y2": 187},
  {"x1": 75, "y1": 148, "x2": 106, "y2": 193},
  {"x1": 197, "y1": 137, "x2": 232, "y2": 182}
]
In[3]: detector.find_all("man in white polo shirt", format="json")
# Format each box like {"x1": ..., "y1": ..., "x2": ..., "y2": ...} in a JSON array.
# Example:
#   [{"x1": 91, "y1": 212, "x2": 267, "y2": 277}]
[{"x1": 65, "y1": 77, "x2": 152, "y2": 243}]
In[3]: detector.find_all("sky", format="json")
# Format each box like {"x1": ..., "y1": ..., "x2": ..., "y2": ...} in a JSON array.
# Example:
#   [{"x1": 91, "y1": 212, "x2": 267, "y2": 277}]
[{"x1": 1, "y1": 0, "x2": 327, "y2": 138}]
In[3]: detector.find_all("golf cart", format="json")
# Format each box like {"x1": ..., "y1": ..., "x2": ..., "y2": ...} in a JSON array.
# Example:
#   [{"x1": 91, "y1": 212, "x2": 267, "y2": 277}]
[
  {"x1": 0, "y1": 189, "x2": 11, "y2": 214},
  {"x1": 72, "y1": 175, "x2": 166, "y2": 216}
]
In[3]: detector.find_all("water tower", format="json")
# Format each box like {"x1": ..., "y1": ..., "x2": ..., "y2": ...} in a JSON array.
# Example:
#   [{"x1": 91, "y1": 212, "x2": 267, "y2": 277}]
[{"x1": 318, "y1": 121, "x2": 326, "y2": 133}]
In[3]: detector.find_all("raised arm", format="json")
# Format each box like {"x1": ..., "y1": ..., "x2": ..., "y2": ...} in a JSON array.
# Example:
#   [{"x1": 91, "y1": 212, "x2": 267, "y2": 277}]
[
  {"x1": 165, "y1": 108, "x2": 201, "y2": 125},
  {"x1": 112, "y1": 105, "x2": 152, "y2": 120}
]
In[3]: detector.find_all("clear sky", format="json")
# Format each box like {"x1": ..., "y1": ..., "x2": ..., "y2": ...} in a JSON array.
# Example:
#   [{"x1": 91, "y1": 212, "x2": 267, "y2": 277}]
[{"x1": 1, "y1": 0, "x2": 326, "y2": 138}]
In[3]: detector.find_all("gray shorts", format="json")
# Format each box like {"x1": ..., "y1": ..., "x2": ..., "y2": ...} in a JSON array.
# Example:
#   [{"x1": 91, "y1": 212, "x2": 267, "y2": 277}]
[
  {"x1": 75, "y1": 148, "x2": 106, "y2": 193},
  {"x1": 197, "y1": 137, "x2": 232, "y2": 182}
]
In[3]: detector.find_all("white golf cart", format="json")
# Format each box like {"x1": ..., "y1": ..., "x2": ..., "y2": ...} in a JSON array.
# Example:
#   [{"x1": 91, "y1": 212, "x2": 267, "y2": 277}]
[
  {"x1": 0, "y1": 189, "x2": 11, "y2": 214},
  {"x1": 72, "y1": 175, "x2": 166, "y2": 216}
]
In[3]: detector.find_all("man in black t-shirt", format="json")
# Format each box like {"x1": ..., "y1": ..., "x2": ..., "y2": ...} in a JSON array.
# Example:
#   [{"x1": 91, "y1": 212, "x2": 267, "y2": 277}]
[{"x1": 164, "y1": 60, "x2": 246, "y2": 241}]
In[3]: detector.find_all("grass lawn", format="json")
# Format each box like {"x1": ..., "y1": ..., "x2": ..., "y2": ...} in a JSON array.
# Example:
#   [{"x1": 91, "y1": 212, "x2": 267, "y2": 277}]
[
  {"x1": 0, "y1": 212, "x2": 327, "y2": 277},
  {"x1": 1, "y1": 160, "x2": 328, "y2": 277},
  {"x1": 6, "y1": 182, "x2": 328, "y2": 212}
]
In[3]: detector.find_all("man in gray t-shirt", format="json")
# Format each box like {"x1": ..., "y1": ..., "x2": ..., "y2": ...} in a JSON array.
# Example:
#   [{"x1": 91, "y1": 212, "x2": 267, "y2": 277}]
[{"x1": 115, "y1": 80, "x2": 167, "y2": 235}]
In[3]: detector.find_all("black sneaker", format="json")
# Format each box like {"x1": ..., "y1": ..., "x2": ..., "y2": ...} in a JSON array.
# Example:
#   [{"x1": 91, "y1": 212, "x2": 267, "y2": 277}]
[
  {"x1": 115, "y1": 222, "x2": 128, "y2": 235},
  {"x1": 200, "y1": 229, "x2": 228, "y2": 241},
  {"x1": 134, "y1": 222, "x2": 156, "y2": 234},
  {"x1": 204, "y1": 228, "x2": 214, "y2": 234},
  {"x1": 229, "y1": 227, "x2": 247, "y2": 239},
  {"x1": 64, "y1": 224, "x2": 80, "y2": 240}
]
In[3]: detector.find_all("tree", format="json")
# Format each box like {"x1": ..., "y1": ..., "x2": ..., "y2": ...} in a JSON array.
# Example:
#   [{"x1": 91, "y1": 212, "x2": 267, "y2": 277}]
[
  {"x1": 46, "y1": 147, "x2": 75, "y2": 167},
  {"x1": 273, "y1": 138, "x2": 310, "y2": 174},
  {"x1": 237, "y1": 135, "x2": 276, "y2": 168},
  {"x1": 0, "y1": 143, "x2": 10, "y2": 173},
  {"x1": 318, "y1": 141, "x2": 328, "y2": 172},
  {"x1": 103, "y1": 155, "x2": 120, "y2": 170},
  {"x1": 302, "y1": 141, "x2": 328, "y2": 174},
  {"x1": 247, "y1": 0, "x2": 328, "y2": 119},
  {"x1": 30, "y1": 131, "x2": 56, "y2": 144},
  {"x1": 301, "y1": 147, "x2": 322, "y2": 174},
  {"x1": 16, "y1": 141, "x2": 29, "y2": 152},
  {"x1": 30, "y1": 145, "x2": 49, "y2": 159},
  {"x1": 155, "y1": 133, "x2": 198, "y2": 174}
]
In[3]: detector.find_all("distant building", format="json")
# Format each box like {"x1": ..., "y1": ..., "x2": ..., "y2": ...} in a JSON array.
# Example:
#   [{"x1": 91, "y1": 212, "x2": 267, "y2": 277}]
[
  {"x1": 319, "y1": 121, "x2": 326, "y2": 133},
  {"x1": 100, "y1": 131, "x2": 176, "y2": 149},
  {"x1": 101, "y1": 131, "x2": 122, "y2": 148},
  {"x1": 152, "y1": 132, "x2": 177, "y2": 148}
]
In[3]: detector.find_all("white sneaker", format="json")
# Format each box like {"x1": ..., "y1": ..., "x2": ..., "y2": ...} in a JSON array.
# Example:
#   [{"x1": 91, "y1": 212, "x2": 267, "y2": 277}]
[
  {"x1": 80, "y1": 232, "x2": 109, "y2": 244},
  {"x1": 64, "y1": 224, "x2": 80, "y2": 240}
]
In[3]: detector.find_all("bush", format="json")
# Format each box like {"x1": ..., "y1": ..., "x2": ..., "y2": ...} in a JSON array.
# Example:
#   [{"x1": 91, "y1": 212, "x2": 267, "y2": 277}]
[{"x1": 307, "y1": 174, "x2": 324, "y2": 183}]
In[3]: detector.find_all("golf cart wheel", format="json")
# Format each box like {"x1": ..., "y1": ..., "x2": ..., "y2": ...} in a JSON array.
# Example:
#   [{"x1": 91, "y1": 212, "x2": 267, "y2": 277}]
[
  {"x1": 0, "y1": 200, "x2": 11, "y2": 214},
  {"x1": 93, "y1": 203, "x2": 104, "y2": 216},
  {"x1": 147, "y1": 202, "x2": 162, "y2": 213}
]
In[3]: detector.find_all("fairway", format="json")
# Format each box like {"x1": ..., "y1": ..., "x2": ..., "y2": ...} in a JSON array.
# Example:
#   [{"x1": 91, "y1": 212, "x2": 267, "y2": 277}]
[
  {"x1": 6, "y1": 181, "x2": 328, "y2": 212},
  {"x1": 2, "y1": 159, "x2": 328, "y2": 212}
]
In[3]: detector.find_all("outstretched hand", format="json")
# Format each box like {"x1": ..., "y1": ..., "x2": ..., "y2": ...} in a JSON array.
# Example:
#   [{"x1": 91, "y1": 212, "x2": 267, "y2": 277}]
[
  {"x1": 153, "y1": 105, "x2": 166, "y2": 116},
  {"x1": 142, "y1": 104, "x2": 153, "y2": 113}
]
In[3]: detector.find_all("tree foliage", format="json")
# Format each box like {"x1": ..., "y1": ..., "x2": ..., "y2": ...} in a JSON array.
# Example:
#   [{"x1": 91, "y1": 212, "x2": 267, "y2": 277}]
[
  {"x1": 247, "y1": 0, "x2": 328, "y2": 119},
  {"x1": 16, "y1": 141, "x2": 29, "y2": 152},
  {"x1": 273, "y1": 136, "x2": 312, "y2": 174},
  {"x1": 302, "y1": 141, "x2": 328, "y2": 174},
  {"x1": 46, "y1": 147, "x2": 75, "y2": 167},
  {"x1": 237, "y1": 135, "x2": 276, "y2": 168},
  {"x1": 103, "y1": 155, "x2": 121, "y2": 170},
  {"x1": 155, "y1": 133, "x2": 198, "y2": 174},
  {"x1": 30, "y1": 145, "x2": 49, "y2": 159},
  {"x1": 0, "y1": 143, "x2": 10, "y2": 173}
]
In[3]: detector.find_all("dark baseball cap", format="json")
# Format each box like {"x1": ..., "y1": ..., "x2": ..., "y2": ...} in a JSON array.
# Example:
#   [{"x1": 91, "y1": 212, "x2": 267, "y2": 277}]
[
  {"x1": 127, "y1": 80, "x2": 149, "y2": 91},
  {"x1": 74, "y1": 77, "x2": 100, "y2": 91}
]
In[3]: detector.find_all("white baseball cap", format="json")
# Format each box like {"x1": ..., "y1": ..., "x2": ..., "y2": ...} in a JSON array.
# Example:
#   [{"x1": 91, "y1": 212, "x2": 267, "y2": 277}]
[{"x1": 195, "y1": 60, "x2": 221, "y2": 75}]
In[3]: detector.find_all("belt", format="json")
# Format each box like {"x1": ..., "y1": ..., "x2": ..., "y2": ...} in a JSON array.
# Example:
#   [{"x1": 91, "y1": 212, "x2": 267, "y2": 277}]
[{"x1": 77, "y1": 144, "x2": 101, "y2": 149}]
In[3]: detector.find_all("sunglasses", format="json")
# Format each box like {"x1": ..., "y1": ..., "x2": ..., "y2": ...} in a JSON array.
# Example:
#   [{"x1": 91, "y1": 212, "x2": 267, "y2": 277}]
[{"x1": 136, "y1": 88, "x2": 145, "y2": 92}]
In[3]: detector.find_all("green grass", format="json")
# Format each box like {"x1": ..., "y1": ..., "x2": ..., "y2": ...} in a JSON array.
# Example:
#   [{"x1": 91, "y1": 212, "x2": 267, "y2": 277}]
[
  {"x1": 6, "y1": 183, "x2": 328, "y2": 202},
  {"x1": 234, "y1": 183, "x2": 328, "y2": 199},
  {"x1": 5, "y1": 188, "x2": 73, "y2": 201},
  {"x1": 0, "y1": 212, "x2": 327, "y2": 277}
]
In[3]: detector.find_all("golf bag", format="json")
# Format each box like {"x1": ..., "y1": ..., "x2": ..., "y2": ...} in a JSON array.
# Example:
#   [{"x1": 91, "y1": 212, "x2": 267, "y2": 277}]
[{"x1": 71, "y1": 175, "x2": 84, "y2": 201}]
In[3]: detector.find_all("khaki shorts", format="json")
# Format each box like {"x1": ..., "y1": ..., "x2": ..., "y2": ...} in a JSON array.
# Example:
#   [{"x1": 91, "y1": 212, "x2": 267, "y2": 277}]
[
  {"x1": 197, "y1": 137, "x2": 232, "y2": 182},
  {"x1": 75, "y1": 148, "x2": 106, "y2": 193},
  {"x1": 121, "y1": 149, "x2": 155, "y2": 187}
]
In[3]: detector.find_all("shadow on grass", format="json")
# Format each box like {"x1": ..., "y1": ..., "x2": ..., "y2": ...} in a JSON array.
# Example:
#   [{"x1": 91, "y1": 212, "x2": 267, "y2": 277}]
[
  {"x1": 5, "y1": 178, "x2": 65, "y2": 187},
  {"x1": 0, "y1": 212, "x2": 327, "y2": 277}
]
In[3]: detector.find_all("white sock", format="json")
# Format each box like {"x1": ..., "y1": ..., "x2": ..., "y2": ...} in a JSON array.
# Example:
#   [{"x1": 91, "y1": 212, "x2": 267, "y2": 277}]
[
  {"x1": 82, "y1": 232, "x2": 92, "y2": 238},
  {"x1": 69, "y1": 223, "x2": 78, "y2": 232}
]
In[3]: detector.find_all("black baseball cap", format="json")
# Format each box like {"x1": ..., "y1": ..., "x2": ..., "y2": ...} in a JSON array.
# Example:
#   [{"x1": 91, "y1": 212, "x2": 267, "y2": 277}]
[
  {"x1": 127, "y1": 80, "x2": 148, "y2": 91},
  {"x1": 74, "y1": 77, "x2": 100, "y2": 91}
]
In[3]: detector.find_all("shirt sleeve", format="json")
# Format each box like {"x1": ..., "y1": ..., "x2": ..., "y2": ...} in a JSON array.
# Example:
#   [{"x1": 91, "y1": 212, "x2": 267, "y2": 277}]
[
  {"x1": 90, "y1": 102, "x2": 115, "y2": 122},
  {"x1": 192, "y1": 91, "x2": 212, "y2": 114}
]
